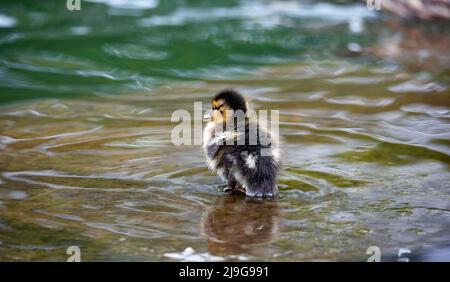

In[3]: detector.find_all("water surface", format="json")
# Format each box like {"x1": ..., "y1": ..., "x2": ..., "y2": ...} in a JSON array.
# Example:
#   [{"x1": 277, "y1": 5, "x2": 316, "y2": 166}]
[{"x1": 0, "y1": 0, "x2": 449, "y2": 261}]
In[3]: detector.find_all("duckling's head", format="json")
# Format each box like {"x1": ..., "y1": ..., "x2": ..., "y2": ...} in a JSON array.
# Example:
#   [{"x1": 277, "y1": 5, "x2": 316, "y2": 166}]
[{"x1": 205, "y1": 89, "x2": 248, "y2": 124}]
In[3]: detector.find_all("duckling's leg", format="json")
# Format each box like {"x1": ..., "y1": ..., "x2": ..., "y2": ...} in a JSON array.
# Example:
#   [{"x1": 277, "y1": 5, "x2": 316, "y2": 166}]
[
  {"x1": 225, "y1": 176, "x2": 246, "y2": 195},
  {"x1": 223, "y1": 178, "x2": 237, "y2": 193},
  {"x1": 234, "y1": 184, "x2": 246, "y2": 194}
]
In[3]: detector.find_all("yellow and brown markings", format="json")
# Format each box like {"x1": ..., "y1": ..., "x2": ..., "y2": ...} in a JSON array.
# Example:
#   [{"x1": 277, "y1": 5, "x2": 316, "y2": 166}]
[{"x1": 212, "y1": 99, "x2": 225, "y2": 111}]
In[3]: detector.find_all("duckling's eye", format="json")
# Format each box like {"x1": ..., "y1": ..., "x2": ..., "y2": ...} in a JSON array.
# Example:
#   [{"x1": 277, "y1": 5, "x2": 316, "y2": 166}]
[{"x1": 212, "y1": 103, "x2": 225, "y2": 112}]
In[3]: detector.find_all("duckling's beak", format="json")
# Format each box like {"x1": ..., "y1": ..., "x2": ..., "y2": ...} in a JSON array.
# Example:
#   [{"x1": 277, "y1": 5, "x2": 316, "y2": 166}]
[{"x1": 203, "y1": 109, "x2": 212, "y2": 122}]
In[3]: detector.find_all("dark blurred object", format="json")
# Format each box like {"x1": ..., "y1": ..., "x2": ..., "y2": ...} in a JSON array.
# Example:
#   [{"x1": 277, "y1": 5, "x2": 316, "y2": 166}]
[
  {"x1": 379, "y1": 0, "x2": 450, "y2": 20},
  {"x1": 367, "y1": 19, "x2": 450, "y2": 71},
  {"x1": 361, "y1": 0, "x2": 450, "y2": 71}
]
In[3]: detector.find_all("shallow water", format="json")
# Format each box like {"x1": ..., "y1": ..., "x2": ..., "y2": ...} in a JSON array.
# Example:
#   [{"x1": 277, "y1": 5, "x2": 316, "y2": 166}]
[{"x1": 0, "y1": 0, "x2": 450, "y2": 261}]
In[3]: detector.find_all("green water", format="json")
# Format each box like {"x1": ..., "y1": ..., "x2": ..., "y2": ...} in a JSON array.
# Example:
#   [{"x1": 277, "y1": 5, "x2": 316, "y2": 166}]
[{"x1": 0, "y1": 0, "x2": 450, "y2": 261}]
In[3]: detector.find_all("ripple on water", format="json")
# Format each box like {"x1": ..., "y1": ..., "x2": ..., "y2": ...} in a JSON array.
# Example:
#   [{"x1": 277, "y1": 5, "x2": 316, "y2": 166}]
[
  {"x1": 389, "y1": 80, "x2": 446, "y2": 93},
  {"x1": 401, "y1": 104, "x2": 450, "y2": 119},
  {"x1": 86, "y1": 0, "x2": 160, "y2": 10},
  {"x1": 325, "y1": 96, "x2": 395, "y2": 107},
  {"x1": 84, "y1": 223, "x2": 168, "y2": 239},
  {"x1": 103, "y1": 44, "x2": 169, "y2": 61}
]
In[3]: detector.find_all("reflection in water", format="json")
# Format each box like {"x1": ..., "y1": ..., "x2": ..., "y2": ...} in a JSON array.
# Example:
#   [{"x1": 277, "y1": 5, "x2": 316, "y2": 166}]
[
  {"x1": 201, "y1": 196, "x2": 279, "y2": 257},
  {"x1": 410, "y1": 246, "x2": 450, "y2": 262}
]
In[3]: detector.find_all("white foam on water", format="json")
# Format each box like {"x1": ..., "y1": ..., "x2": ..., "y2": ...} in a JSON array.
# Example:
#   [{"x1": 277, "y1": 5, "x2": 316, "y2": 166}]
[
  {"x1": 8, "y1": 190, "x2": 28, "y2": 200},
  {"x1": 0, "y1": 14, "x2": 16, "y2": 28},
  {"x1": 86, "y1": 0, "x2": 159, "y2": 10},
  {"x1": 70, "y1": 26, "x2": 91, "y2": 35},
  {"x1": 164, "y1": 247, "x2": 224, "y2": 262}
]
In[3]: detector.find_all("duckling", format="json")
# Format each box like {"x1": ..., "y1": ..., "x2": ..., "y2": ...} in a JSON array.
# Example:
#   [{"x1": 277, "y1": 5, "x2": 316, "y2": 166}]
[{"x1": 203, "y1": 89, "x2": 280, "y2": 198}]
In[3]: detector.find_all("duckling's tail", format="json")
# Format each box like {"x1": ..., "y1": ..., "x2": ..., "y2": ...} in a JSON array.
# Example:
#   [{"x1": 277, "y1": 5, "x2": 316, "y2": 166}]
[{"x1": 244, "y1": 155, "x2": 279, "y2": 198}]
